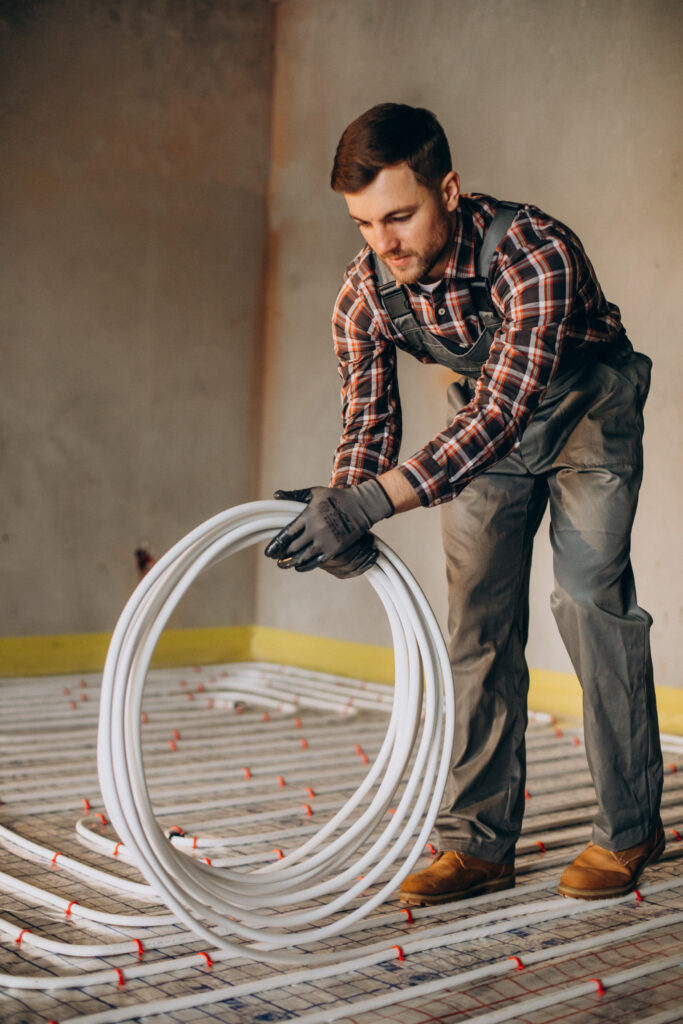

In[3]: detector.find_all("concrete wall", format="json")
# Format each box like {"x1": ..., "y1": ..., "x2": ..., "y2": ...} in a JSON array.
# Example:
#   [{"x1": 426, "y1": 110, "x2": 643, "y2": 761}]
[
  {"x1": 1, "y1": 0, "x2": 273, "y2": 634},
  {"x1": 257, "y1": 0, "x2": 683, "y2": 685},
  {"x1": 2, "y1": 0, "x2": 680, "y2": 689}
]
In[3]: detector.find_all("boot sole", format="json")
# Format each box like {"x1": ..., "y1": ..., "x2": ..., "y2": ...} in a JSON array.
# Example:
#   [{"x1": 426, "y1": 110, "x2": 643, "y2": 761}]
[
  {"x1": 558, "y1": 831, "x2": 666, "y2": 901},
  {"x1": 399, "y1": 873, "x2": 515, "y2": 907}
]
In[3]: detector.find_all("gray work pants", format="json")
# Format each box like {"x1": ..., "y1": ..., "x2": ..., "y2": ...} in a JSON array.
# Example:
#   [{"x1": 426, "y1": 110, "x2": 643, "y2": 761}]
[{"x1": 436, "y1": 344, "x2": 663, "y2": 863}]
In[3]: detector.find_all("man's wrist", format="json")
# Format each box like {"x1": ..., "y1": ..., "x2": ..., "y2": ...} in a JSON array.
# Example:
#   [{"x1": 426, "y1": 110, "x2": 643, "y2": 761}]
[{"x1": 375, "y1": 468, "x2": 421, "y2": 513}]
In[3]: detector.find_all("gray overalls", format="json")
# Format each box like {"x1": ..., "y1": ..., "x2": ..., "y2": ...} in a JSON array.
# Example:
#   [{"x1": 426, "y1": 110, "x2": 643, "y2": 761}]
[{"x1": 373, "y1": 203, "x2": 662, "y2": 862}]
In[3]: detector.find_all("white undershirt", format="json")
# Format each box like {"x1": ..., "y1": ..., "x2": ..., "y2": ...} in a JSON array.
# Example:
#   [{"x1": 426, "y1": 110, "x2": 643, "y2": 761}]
[{"x1": 416, "y1": 279, "x2": 443, "y2": 294}]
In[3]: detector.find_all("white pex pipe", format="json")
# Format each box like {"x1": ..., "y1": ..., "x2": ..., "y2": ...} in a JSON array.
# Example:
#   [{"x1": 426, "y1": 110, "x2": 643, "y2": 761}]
[{"x1": 97, "y1": 500, "x2": 455, "y2": 964}]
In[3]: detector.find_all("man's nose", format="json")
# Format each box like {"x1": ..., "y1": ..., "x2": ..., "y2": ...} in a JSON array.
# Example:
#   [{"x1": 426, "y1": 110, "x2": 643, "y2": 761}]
[{"x1": 374, "y1": 224, "x2": 398, "y2": 254}]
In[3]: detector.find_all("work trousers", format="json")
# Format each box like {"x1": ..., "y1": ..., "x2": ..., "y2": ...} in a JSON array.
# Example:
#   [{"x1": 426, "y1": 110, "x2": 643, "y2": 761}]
[{"x1": 436, "y1": 343, "x2": 663, "y2": 863}]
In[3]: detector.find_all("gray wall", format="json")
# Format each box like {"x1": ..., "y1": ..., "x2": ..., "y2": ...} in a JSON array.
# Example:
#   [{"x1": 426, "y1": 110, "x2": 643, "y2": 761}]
[
  {"x1": 1, "y1": 0, "x2": 272, "y2": 634},
  {"x1": 256, "y1": 0, "x2": 683, "y2": 686},
  {"x1": 2, "y1": 0, "x2": 680, "y2": 689}
]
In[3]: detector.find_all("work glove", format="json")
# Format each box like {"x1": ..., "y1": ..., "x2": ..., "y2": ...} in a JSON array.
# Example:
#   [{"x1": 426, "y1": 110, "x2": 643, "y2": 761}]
[{"x1": 265, "y1": 482, "x2": 394, "y2": 575}]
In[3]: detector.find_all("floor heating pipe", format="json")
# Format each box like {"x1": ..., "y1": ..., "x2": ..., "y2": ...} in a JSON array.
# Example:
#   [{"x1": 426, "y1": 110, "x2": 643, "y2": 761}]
[{"x1": 96, "y1": 500, "x2": 455, "y2": 962}]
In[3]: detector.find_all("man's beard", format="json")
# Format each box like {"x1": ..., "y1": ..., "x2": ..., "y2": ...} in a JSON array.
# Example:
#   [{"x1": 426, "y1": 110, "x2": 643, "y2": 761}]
[{"x1": 379, "y1": 213, "x2": 451, "y2": 285}]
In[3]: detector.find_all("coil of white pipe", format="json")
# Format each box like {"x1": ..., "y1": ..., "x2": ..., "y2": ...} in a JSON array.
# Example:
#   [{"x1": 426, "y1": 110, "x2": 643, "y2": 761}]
[{"x1": 97, "y1": 500, "x2": 455, "y2": 964}]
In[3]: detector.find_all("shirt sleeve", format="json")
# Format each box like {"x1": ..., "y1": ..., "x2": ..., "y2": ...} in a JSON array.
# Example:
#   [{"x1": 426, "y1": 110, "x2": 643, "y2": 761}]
[
  {"x1": 330, "y1": 274, "x2": 403, "y2": 487},
  {"x1": 397, "y1": 229, "x2": 577, "y2": 506}
]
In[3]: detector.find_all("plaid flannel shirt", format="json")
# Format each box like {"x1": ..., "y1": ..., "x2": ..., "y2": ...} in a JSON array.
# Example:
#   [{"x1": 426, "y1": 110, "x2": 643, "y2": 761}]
[{"x1": 330, "y1": 194, "x2": 624, "y2": 507}]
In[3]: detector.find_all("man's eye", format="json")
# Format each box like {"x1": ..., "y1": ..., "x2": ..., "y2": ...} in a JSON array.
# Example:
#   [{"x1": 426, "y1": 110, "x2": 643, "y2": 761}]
[{"x1": 391, "y1": 215, "x2": 411, "y2": 222}]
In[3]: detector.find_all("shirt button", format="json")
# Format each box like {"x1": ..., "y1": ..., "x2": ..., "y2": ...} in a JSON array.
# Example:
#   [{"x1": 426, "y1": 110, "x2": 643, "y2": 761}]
[
  {"x1": 437, "y1": 307, "x2": 446, "y2": 316},
  {"x1": 433, "y1": 498, "x2": 442, "y2": 505}
]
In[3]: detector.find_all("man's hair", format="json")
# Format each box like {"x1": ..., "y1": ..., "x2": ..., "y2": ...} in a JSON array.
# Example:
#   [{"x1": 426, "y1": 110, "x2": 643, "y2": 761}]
[{"x1": 331, "y1": 103, "x2": 451, "y2": 193}]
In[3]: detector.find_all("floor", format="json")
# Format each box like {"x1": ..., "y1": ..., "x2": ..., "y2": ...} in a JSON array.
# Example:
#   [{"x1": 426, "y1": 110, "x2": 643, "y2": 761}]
[{"x1": 1, "y1": 663, "x2": 682, "y2": 1024}]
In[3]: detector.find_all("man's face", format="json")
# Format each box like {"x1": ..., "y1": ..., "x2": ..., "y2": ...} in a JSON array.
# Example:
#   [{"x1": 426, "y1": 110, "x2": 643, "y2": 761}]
[{"x1": 344, "y1": 163, "x2": 460, "y2": 285}]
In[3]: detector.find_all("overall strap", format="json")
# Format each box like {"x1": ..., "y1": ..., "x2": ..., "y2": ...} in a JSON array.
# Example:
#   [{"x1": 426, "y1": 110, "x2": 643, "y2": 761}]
[
  {"x1": 373, "y1": 200, "x2": 522, "y2": 351},
  {"x1": 468, "y1": 200, "x2": 521, "y2": 330}
]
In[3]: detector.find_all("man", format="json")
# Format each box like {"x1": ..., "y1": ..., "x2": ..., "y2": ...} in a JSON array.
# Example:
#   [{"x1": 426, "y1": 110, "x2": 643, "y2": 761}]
[{"x1": 265, "y1": 103, "x2": 663, "y2": 905}]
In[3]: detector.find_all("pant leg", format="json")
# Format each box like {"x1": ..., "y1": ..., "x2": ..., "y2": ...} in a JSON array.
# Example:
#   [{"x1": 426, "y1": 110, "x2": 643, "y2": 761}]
[
  {"x1": 547, "y1": 354, "x2": 662, "y2": 850},
  {"x1": 436, "y1": 385, "x2": 548, "y2": 863}
]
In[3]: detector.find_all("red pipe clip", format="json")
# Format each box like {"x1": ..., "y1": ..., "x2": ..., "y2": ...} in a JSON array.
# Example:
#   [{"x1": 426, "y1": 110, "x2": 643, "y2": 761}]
[
  {"x1": 172, "y1": 728, "x2": 181, "y2": 741},
  {"x1": 634, "y1": 889, "x2": 643, "y2": 902},
  {"x1": 51, "y1": 851, "x2": 63, "y2": 866},
  {"x1": 168, "y1": 739, "x2": 177, "y2": 752},
  {"x1": 95, "y1": 813, "x2": 107, "y2": 827},
  {"x1": 392, "y1": 944, "x2": 405, "y2": 962},
  {"x1": 262, "y1": 711, "x2": 270, "y2": 722},
  {"x1": 15, "y1": 929, "x2": 32, "y2": 946},
  {"x1": 81, "y1": 798, "x2": 91, "y2": 813},
  {"x1": 303, "y1": 804, "x2": 313, "y2": 816},
  {"x1": 508, "y1": 955, "x2": 524, "y2": 970},
  {"x1": 132, "y1": 938, "x2": 144, "y2": 959},
  {"x1": 65, "y1": 901, "x2": 79, "y2": 917},
  {"x1": 305, "y1": 787, "x2": 315, "y2": 798},
  {"x1": 426, "y1": 843, "x2": 436, "y2": 855},
  {"x1": 670, "y1": 829, "x2": 681, "y2": 842},
  {"x1": 300, "y1": 738, "x2": 308, "y2": 749},
  {"x1": 590, "y1": 978, "x2": 605, "y2": 996},
  {"x1": 536, "y1": 840, "x2": 546, "y2": 853},
  {"x1": 401, "y1": 908, "x2": 414, "y2": 924},
  {"x1": 198, "y1": 950, "x2": 213, "y2": 968},
  {"x1": 113, "y1": 842, "x2": 123, "y2": 857},
  {"x1": 243, "y1": 767, "x2": 251, "y2": 780},
  {"x1": 277, "y1": 775, "x2": 286, "y2": 788},
  {"x1": 524, "y1": 788, "x2": 531, "y2": 799},
  {"x1": 114, "y1": 968, "x2": 125, "y2": 988},
  {"x1": 294, "y1": 717, "x2": 302, "y2": 728},
  {"x1": 273, "y1": 848, "x2": 284, "y2": 859}
]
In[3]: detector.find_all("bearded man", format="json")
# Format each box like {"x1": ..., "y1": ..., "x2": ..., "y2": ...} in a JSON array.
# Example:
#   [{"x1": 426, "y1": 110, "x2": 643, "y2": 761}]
[{"x1": 265, "y1": 103, "x2": 664, "y2": 905}]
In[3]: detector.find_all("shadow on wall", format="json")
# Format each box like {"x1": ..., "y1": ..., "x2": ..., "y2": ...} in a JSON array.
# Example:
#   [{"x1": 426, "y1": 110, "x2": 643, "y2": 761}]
[{"x1": 0, "y1": 0, "x2": 273, "y2": 637}]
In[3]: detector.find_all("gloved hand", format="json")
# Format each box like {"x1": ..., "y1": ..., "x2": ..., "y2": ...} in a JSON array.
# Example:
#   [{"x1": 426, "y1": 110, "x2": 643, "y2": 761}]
[
  {"x1": 265, "y1": 481, "x2": 394, "y2": 574},
  {"x1": 278, "y1": 532, "x2": 380, "y2": 578}
]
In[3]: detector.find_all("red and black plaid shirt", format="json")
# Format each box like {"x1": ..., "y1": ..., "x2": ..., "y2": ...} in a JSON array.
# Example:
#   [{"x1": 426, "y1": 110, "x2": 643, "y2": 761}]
[{"x1": 330, "y1": 194, "x2": 624, "y2": 507}]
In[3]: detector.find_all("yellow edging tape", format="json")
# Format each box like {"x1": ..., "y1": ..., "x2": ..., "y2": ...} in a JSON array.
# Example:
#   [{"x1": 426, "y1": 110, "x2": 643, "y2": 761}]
[
  {"x1": 1, "y1": 626, "x2": 680, "y2": 734},
  {"x1": 0, "y1": 628, "x2": 252, "y2": 678},
  {"x1": 249, "y1": 625, "x2": 394, "y2": 685},
  {"x1": 527, "y1": 668, "x2": 583, "y2": 721}
]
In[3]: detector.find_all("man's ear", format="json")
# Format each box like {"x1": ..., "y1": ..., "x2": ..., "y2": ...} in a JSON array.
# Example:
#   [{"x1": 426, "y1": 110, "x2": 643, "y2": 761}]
[{"x1": 441, "y1": 171, "x2": 460, "y2": 212}]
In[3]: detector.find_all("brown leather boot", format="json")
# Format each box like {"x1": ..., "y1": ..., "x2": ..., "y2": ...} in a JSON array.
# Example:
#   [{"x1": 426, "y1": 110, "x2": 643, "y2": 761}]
[
  {"x1": 399, "y1": 851, "x2": 515, "y2": 906},
  {"x1": 558, "y1": 821, "x2": 665, "y2": 900}
]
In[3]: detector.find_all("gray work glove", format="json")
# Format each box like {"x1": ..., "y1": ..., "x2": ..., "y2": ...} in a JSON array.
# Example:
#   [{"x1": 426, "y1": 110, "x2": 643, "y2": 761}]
[{"x1": 265, "y1": 482, "x2": 394, "y2": 575}]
